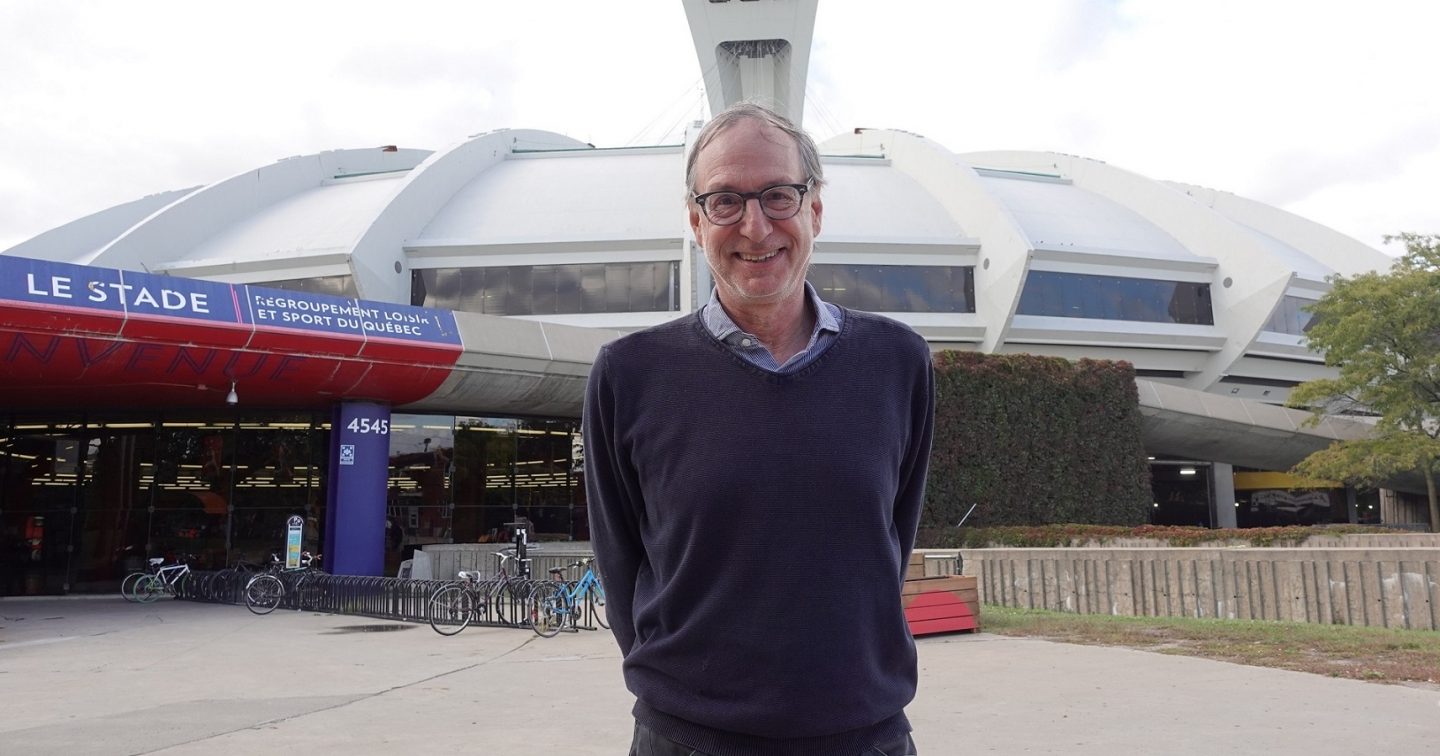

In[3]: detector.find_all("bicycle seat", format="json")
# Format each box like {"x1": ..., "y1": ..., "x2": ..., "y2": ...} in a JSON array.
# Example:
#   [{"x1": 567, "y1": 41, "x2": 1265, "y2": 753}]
[
  {"x1": 457, "y1": 570, "x2": 482, "y2": 582},
  {"x1": 547, "y1": 567, "x2": 566, "y2": 577},
  {"x1": 148, "y1": 557, "x2": 164, "y2": 567}
]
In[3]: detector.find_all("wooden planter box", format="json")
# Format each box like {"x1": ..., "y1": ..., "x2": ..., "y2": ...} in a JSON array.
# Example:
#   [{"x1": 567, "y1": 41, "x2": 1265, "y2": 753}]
[{"x1": 902, "y1": 554, "x2": 980, "y2": 636}]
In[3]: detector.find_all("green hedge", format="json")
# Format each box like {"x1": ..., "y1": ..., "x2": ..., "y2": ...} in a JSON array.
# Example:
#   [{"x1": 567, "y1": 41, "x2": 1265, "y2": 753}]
[{"x1": 924, "y1": 351, "x2": 1151, "y2": 528}]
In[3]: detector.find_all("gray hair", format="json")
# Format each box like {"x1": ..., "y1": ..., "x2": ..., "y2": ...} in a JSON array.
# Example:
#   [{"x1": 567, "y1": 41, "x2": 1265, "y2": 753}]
[{"x1": 685, "y1": 102, "x2": 826, "y2": 197}]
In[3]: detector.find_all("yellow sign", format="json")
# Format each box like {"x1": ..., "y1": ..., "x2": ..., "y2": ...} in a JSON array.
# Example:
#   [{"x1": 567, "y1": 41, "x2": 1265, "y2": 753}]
[{"x1": 1232, "y1": 471, "x2": 1339, "y2": 491}]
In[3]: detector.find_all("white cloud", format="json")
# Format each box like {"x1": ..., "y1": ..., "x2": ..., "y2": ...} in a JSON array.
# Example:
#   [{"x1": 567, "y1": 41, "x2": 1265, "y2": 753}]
[{"x1": 1, "y1": 0, "x2": 1436, "y2": 252}]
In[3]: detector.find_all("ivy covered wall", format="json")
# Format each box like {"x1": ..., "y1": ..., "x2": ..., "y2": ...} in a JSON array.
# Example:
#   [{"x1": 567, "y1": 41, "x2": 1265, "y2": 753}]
[{"x1": 924, "y1": 351, "x2": 1152, "y2": 528}]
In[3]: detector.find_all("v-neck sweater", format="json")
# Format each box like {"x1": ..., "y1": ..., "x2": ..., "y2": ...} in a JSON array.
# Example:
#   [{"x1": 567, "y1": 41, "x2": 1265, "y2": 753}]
[{"x1": 584, "y1": 309, "x2": 935, "y2": 755}]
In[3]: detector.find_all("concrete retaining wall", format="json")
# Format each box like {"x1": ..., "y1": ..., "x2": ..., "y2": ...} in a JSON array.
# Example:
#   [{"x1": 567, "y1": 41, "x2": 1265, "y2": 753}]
[
  {"x1": 933, "y1": 547, "x2": 1440, "y2": 631},
  {"x1": 993, "y1": 534, "x2": 1440, "y2": 549}
]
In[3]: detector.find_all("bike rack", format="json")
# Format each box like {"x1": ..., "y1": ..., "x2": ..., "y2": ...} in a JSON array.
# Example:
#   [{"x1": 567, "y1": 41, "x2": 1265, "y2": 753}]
[{"x1": 179, "y1": 566, "x2": 608, "y2": 634}]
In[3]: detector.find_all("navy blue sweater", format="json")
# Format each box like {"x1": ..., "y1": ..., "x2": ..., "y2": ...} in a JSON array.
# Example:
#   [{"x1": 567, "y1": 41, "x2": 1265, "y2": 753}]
[{"x1": 584, "y1": 310, "x2": 935, "y2": 755}]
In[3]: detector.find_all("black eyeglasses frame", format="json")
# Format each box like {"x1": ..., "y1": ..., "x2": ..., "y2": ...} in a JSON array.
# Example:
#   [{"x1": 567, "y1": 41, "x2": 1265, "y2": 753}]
[{"x1": 691, "y1": 182, "x2": 813, "y2": 225}]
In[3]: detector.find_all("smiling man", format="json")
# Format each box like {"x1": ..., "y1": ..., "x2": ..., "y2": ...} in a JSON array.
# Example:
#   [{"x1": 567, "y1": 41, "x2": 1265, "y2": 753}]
[{"x1": 585, "y1": 102, "x2": 935, "y2": 756}]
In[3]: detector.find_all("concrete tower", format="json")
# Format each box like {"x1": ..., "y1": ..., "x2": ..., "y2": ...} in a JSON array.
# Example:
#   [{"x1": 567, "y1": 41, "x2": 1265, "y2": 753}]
[{"x1": 682, "y1": 0, "x2": 819, "y2": 124}]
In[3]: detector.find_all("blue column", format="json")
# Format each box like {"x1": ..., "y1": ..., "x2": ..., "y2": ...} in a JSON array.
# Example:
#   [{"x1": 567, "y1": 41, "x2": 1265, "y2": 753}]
[{"x1": 325, "y1": 402, "x2": 391, "y2": 576}]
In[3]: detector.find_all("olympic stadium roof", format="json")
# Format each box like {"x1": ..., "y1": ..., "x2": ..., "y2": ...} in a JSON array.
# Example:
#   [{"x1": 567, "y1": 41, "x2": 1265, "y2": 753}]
[{"x1": 0, "y1": 0, "x2": 1404, "y2": 487}]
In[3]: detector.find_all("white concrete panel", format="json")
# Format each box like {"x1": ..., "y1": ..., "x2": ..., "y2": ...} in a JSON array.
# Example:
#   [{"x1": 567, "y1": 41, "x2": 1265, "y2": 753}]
[
  {"x1": 509, "y1": 311, "x2": 688, "y2": 331},
  {"x1": 1226, "y1": 356, "x2": 1333, "y2": 383},
  {"x1": 977, "y1": 173, "x2": 1202, "y2": 263},
  {"x1": 2, "y1": 187, "x2": 197, "y2": 264},
  {"x1": 162, "y1": 175, "x2": 406, "y2": 272},
  {"x1": 811, "y1": 247, "x2": 979, "y2": 266},
  {"x1": 399, "y1": 311, "x2": 620, "y2": 417},
  {"x1": 1229, "y1": 222, "x2": 1335, "y2": 281},
  {"x1": 1028, "y1": 246, "x2": 1215, "y2": 281},
  {"x1": 89, "y1": 147, "x2": 431, "y2": 275},
  {"x1": 419, "y1": 148, "x2": 683, "y2": 245},
  {"x1": 1008, "y1": 315, "x2": 1225, "y2": 350},
  {"x1": 406, "y1": 245, "x2": 684, "y2": 270},
  {"x1": 1165, "y1": 181, "x2": 1392, "y2": 277},
  {"x1": 819, "y1": 161, "x2": 966, "y2": 242}
]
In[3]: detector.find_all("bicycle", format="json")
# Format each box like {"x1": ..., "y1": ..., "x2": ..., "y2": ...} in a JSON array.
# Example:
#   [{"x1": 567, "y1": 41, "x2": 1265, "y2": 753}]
[
  {"x1": 244, "y1": 551, "x2": 323, "y2": 615},
  {"x1": 529, "y1": 558, "x2": 607, "y2": 638},
  {"x1": 427, "y1": 550, "x2": 532, "y2": 635},
  {"x1": 128, "y1": 557, "x2": 193, "y2": 603},
  {"x1": 119, "y1": 562, "x2": 159, "y2": 602},
  {"x1": 204, "y1": 556, "x2": 269, "y2": 604}
]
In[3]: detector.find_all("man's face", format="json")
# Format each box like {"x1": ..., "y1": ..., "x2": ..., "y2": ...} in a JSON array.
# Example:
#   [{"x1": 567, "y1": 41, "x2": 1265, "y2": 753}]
[{"x1": 689, "y1": 119, "x2": 823, "y2": 312}]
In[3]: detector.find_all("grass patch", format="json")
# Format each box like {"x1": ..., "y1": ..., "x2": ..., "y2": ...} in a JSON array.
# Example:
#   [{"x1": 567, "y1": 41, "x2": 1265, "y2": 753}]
[{"x1": 981, "y1": 605, "x2": 1440, "y2": 687}]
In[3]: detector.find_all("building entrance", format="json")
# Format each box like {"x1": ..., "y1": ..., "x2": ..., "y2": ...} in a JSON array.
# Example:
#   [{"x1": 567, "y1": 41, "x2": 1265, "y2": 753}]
[
  {"x1": 1, "y1": 413, "x2": 329, "y2": 596},
  {"x1": 1, "y1": 410, "x2": 585, "y2": 594}
]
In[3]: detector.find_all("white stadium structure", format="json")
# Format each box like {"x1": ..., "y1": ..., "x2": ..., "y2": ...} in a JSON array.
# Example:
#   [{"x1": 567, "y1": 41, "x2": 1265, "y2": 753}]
[{"x1": 1, "y1": 0, "x2": 1428, "y2": 595}]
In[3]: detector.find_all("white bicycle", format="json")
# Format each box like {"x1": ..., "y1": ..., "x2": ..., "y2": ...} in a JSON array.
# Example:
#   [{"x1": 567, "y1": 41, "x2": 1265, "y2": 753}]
[{"x1": 123, "y1": 557, "x2": 192, "y2": 603}]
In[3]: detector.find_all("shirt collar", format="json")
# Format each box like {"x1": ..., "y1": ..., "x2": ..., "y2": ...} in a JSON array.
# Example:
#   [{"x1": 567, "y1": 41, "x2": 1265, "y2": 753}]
[{"x1": 702, "y1": 281, "x2": 840, "y2": 343}]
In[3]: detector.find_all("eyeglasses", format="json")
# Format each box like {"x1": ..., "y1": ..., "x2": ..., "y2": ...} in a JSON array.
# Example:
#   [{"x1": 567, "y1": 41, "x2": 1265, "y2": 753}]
[{"x1": 692, "y1": 182, "x2": 811, "y2": 226}]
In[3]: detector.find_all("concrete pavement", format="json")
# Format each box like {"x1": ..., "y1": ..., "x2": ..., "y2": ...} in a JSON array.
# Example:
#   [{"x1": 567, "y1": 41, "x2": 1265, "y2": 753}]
[{"x1": 1, "y1": 598, "x2": 1436, "y2": 754}]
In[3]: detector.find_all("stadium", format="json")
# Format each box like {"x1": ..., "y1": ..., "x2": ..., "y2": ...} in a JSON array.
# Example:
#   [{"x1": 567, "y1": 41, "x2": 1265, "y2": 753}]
[{"x1": 0, "y1": 0, "x2": 1421, "y2": 595}]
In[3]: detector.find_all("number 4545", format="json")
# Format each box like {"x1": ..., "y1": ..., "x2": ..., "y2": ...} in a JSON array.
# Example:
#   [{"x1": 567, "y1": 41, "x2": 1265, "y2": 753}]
[{"x1": 347, "y1": 418, "x2": 390, "y2": 434}]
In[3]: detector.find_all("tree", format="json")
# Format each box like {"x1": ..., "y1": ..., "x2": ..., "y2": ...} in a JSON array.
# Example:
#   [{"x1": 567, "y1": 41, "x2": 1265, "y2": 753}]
[{"x1": 1288, "y1": 233, "x2": 1440, "y2": 532}]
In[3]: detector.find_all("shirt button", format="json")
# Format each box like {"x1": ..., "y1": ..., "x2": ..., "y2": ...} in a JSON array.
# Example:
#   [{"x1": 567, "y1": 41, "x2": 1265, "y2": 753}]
[{"x1": 741, "y1": 338, "x2": 753, "y2": 347}]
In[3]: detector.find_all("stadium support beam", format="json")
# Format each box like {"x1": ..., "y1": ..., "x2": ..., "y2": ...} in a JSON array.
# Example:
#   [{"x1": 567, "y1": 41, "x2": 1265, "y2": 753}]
[{"x1": 682, "y1": 0, "x2": 818, "y2": 125}]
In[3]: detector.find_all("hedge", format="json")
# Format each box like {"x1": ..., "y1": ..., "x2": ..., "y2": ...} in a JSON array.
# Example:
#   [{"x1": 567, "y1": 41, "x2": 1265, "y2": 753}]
[{"x1": 923, "y1": 351, "x2": 1151, "y2": 528}]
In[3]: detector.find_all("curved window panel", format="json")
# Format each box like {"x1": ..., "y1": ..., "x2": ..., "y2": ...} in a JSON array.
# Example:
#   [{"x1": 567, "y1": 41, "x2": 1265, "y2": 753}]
[
  {"x1": 414, "y1": 262, "x2": 680, "y2": 315},
  {"x1": 808, "y1": 265, "x2": 975, "y2": 313},
  {"x1": 1018, "y1": 271, "x2": 1213, "y2": 325},
  {"x1": 1262, "y1": 295, "x2": 1318, "y2": 335}
]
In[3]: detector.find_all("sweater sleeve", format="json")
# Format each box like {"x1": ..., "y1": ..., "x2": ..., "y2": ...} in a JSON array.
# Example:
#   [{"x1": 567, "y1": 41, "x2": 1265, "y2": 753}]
[
  {"x1": 583, "y1": 346, "x2": 645, "y2": 655},
  {"x1": 892, "y1": 350, "x2": 935, "y2": 578}
]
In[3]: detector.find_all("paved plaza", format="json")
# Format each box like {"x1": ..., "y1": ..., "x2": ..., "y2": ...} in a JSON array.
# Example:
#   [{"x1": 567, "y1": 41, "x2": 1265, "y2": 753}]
[{"x1": 1, "y1": 597, "x2": 1437, "y2": 754}]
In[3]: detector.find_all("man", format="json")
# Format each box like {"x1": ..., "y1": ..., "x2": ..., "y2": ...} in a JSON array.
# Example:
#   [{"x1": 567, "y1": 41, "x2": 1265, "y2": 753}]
[{"x1": 585, "y1": 102, "x2": 934, "y2": 756}]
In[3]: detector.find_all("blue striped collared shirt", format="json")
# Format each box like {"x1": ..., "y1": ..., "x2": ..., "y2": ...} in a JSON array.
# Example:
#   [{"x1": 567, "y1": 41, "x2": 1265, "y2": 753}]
[{"x1": 700, "y1": 281, "x2": 843, "y2": 373}]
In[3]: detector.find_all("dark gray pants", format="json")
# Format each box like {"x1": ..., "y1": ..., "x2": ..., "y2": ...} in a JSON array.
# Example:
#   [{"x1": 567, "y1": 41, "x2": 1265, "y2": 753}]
[{"x1": 628, "y1": 721, "x2": 918, "y2": 756}]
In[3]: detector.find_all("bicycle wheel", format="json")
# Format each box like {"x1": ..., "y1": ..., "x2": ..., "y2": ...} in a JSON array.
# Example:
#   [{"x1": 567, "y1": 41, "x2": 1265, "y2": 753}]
[
  {"x1": 120, "y1": 572, "x2": 148, "y2": 602},
  {"x1": 528, "y1": 582, "x2": 566, "y2": 638},
  {"x1": 245, "y1": 574, "x2": 284, "y2": 615},
  {"x1": 209, "y1": 569, "x2": 236, "y2": 603},
  {"x1": 134, "y1": 575, "x2": 164, "y2": 603},
  {"x1": 173, "y1": 571, "x2": 194, "y2": 600},
  {"x1": 587, "y1": 583, "x2": 609, "y2": 629},
  {"x1": 211, "y1": 573, "x2": 230, "y2": 602},
  {"x1": 490, "y1": 579, "x2": 524, "y2": 627},
  {"x1": 428, "y1": 585, "x2": 473, "y2": 636}
]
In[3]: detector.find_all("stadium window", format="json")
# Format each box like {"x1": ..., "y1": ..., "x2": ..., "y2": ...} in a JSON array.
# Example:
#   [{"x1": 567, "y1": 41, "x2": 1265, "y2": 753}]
[
  {"x1": 1017, "y1": 271, "x2": 1214, "y2": 325},
  {"x1": 414, "y1": 262, "x2": 680, "y2": 315},
  {"x1": 807, "y1": 264, "x2": 975, "y2": 312}
]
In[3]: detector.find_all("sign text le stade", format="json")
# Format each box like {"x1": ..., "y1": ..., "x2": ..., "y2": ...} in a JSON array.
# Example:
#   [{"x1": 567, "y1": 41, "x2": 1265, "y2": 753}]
[{"x1": 27, "y1": 274, "x2": 211, "y2": 314}]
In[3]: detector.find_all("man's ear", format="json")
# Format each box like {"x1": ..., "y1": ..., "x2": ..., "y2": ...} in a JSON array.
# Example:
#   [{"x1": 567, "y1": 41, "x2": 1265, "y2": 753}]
[
  {"x1": 688, "y1": 201, "x2": 706, "y2": 249},
  {"x1": 809, "y1": 191, "x2": 823, "y2": 237}
]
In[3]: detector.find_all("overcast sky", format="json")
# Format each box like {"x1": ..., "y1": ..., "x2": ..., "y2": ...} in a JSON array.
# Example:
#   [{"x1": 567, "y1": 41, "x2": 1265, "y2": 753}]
[{"x1": 2, "y1": 0, "x2": 1436, "y2": 254}]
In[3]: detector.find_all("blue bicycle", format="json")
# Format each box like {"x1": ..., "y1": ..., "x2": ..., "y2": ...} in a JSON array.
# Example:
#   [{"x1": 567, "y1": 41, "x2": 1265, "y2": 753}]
[{"x1": 529, "y1": 558, "x2": 607, "y2": 637}]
